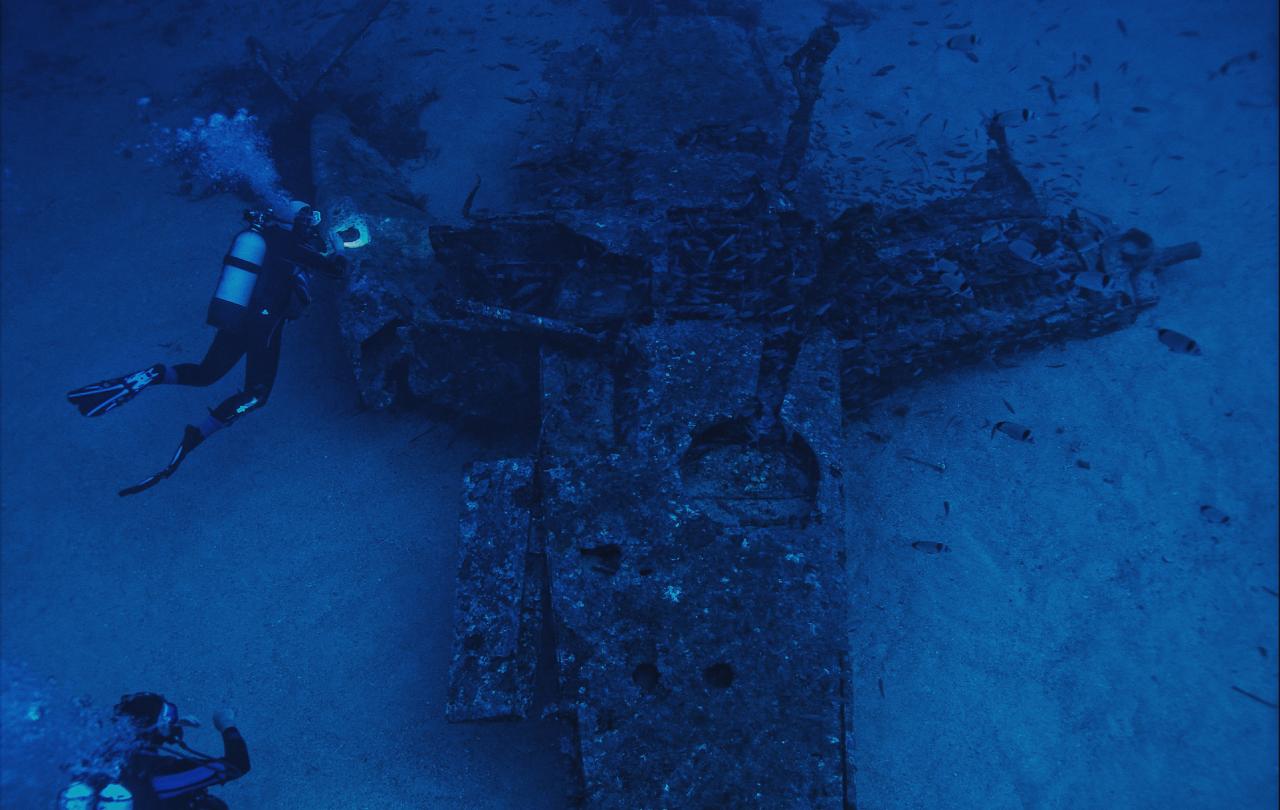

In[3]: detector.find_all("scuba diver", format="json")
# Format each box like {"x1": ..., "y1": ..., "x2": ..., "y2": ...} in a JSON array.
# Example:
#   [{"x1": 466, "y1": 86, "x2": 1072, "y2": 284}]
[
  {"x1": 59, "y1": 692, "x2": 250, "y2": 809},
  {"x1": 66, "y1": 201, "x2": 346, "y2": 496}
]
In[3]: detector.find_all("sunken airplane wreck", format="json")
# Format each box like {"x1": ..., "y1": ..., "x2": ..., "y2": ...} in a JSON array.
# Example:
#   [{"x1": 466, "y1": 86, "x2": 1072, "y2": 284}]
[{"x1": 293, "y1": 11, "x2": 1200, "y2": 809}]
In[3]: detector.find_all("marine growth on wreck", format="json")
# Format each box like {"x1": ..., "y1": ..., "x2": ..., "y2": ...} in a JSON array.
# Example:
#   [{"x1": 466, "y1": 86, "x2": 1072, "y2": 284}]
[{"x1": 2, "y1": 1, "x2": 1273, "y2": 808}]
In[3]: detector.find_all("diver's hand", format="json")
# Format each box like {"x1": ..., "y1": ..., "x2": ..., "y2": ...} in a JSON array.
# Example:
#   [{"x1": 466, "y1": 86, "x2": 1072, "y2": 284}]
[
  {"x1": 213, "y1": 709, "x2": 237, "y2": 732},
  {"x1": 317, "y1": 252, "x2": 348, "y2": 279}
]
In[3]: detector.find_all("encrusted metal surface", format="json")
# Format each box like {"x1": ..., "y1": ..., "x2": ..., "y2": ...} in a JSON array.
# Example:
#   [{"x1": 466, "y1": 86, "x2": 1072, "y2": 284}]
[
  {"x1": 301, "y1": 9, "x2": 1200, "y2": 807},
  {"x1": 447, "y1": 459, "x2": 538, "y2": 722}
]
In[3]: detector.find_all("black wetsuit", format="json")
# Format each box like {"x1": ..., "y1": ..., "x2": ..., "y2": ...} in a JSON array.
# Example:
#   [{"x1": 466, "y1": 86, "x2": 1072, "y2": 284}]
[
  {"x1": 120, "y1": 727, "x2": 251, "y2": 810},
  {"x1": 169, "y1": 222, "x2": 342, "y2": 424}
]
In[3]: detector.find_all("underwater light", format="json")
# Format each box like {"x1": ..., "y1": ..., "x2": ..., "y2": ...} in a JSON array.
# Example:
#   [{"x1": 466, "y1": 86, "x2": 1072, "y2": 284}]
[{"x1": 331, "y1": 215, "x2": 371, "y2": 249}]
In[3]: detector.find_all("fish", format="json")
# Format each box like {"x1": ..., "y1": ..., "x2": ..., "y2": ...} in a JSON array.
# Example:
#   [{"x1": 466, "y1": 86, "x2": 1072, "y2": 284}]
[
  {"x1": 1040, "y1": 75, "x2": 1059, "y2": 104},
  {"x1": 1231, "y1": 686, "x2": 1278, "y2": 709},
  {"x1": 992, "y1": 421, "x2": 1033, "y2": 442},
  {"x1": 461, "y1": 175, "x2": 482, "y2": 218},
  {"x1": 911, "y1": 541, "x2": 951, "y2": 553},
  {"x1": 899, "y1": 453, "x2": 946, "y2": 472},
  {"x1": 498, "y1": 62, "x2": 520, "y2": 71},
  {"x1": 1210, "y1": 50, "x2": 1260, "y2": 79},
  {"x1": 714, "y1": 233, "x2": 738, "y2": 252},
  {"x1": 1117, "y1": 18, "x2": 1128, "y2": 35},
  {"x1": 1132, "y1": 105, "x2": 1151, "y2": 113},
  {"x1": 1002, "y1": 398, "x2": 1016, "y2": 414},
  {"x1": 1157, "y1": 328, "x2": 1201, "y2": 354},
  {"x1": 510, "y1": 282, "x2": 543, "y2": 300},
  {"x1": 873, "y1": 64, "x2": 896, "y2": 77},
  {"x1": 991, "y1": 108, "x2": 1035, "y2": 128},
  {"x1": 1200, "y1": 505, "x2": 1229, "y2": 524},
  {"x1": 946, "y1": 33, "x2": 978, "y2": 51},
  {"x1": 1092, "y1": 81, "x2": 1100, "y2": 103}
]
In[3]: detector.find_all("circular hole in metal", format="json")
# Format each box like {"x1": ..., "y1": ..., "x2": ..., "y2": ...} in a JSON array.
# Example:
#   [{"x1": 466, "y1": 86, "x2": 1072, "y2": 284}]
[
  {"x1": 632, "y1": 662, "x2": 660, "y2": 693},
  {"x1": 703, "y1": 662, "x2": 734, "y2": 689}
]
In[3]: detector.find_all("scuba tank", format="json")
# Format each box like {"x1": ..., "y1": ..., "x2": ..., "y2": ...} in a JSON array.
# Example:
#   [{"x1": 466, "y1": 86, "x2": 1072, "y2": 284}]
[
  {"x1": 57, "y1": 781, "x2": 133, "y2": 809},
  {"x1": 96, "y1": 784, "x2": 133, "y2": 809},
  {"x1": 58, "y1": 781, "x2": 96, "y2": 810},
  {"x1": 207, "y1": 209, "x2": 269, "y2": 330}
]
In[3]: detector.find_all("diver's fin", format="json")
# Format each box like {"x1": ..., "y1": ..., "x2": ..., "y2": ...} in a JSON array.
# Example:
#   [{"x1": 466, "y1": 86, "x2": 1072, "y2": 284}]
[
  {"x1": 118, "y1": 425, "x2": 204, "y2": 497},
  {"x1": 67, "y1": 364, "x2": 164, "y2": 418}
]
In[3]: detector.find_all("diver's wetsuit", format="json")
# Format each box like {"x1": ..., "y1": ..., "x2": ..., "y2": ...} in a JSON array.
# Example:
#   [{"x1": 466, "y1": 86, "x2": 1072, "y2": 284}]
[
  {"x1": 168, "y1": 221, "x2": 340, "y2": 423},
  {"x1": 120, "y1": 726, "x2": 251, "y2": 809},
  {"x1": 67, "y1": 210, "x2": 347, "y2": 495}
]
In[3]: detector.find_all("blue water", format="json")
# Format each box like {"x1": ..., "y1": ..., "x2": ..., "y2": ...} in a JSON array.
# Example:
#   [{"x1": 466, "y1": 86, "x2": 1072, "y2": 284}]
[{"x1": 2, "y1": 0, "x2": 1275, "y2": 807}]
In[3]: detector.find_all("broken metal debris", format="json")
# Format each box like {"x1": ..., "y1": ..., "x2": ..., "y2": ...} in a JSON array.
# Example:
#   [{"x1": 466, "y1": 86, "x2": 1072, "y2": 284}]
[
  {"x1": 247, "y1": 0, "x2": 392, "y2": 104},
  {"x1": 285, "y1": 9, "x2": 1203, "y2": 808}
]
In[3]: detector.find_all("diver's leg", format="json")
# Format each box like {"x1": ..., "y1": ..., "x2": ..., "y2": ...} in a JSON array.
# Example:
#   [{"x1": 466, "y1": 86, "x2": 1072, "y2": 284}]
[
  {"x1": 69, "y1": 330, "x2": 247, "y2": 417},
  {"x1": 118, "y1": 323, "x2": 283, "y2": 497},
  {"x1": 117, "y1": 424, "x2": 206, "y2": 496},
  {"x1": 165, "y1": 329, "x2": 248, "y2": 387},
  {"x1": 244, "y1": 317, "x2": 285, "y2": 398},
  {"x1": 205, "y1": 317, "x2": 283, "y2": 430},
  {"x1": 66, "y1": 363, "x2": 165, "y2": 417}
]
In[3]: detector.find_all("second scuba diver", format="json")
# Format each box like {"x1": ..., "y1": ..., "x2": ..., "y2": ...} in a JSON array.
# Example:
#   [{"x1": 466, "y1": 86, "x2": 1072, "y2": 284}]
[
  {"x1": 60, "y1": 692, "x2": 251, "y2": 809},
  {"x1": 66, "y1": 201, "x2": 346, "y2": 496}
]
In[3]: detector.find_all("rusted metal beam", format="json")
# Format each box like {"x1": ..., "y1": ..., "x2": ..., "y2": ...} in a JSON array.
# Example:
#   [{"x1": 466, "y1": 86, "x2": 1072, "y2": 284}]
[{"x1": 247, "y1": 0, "x2": 391, "y2": 104}]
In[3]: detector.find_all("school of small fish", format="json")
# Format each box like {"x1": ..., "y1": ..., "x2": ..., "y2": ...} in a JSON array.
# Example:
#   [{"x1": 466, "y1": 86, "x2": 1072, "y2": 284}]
[{"x1": 423, "y1": 1, "x2": 1238, "y2": 569}]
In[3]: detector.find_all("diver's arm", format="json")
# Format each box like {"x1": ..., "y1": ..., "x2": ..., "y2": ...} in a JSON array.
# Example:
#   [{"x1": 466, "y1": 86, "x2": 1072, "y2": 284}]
[
  {"x1": 148, "y1": 738, "x2": 249, "y2": 801},
  {"x1": 292, "y1": 244, "x2": 347, "y2": 277},
  {"x1": 148, "y1": 725, "x2": 251, "y2": 800},
  {"x1": 290, "y1": 231, "x2": 348, "y2": 279},
  {"x1": 219, "y1": 726, "x2": 251, "y2": 775}
]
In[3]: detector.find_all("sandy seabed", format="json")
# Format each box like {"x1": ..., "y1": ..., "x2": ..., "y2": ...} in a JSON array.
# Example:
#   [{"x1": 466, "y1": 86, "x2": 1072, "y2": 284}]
[{"x1": 2, "y1": 1, "x2": 1275, "y2": 808}]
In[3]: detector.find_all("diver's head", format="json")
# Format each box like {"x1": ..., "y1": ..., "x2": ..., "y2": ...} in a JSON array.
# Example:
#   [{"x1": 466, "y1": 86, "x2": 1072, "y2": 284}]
[
  {"x1": 289, "y1": 200, "x2": 322, "y2": 232},
  {"x1": 113, "y1": 692, "x2": 182, "y2": 746}
]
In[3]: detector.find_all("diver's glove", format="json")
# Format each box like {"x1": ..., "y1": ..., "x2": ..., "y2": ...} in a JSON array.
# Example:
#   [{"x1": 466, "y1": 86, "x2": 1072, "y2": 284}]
[
  {"x1": 118, "y1": 425, "x2": 204, "y2": 497},
  {"x1": 291, "y1": 237, "x2": 347, "y2": 279},
  {"x1": 325, "y1": 253, "x2": 349, "y2": 278}
]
